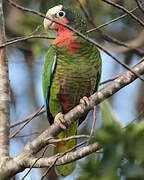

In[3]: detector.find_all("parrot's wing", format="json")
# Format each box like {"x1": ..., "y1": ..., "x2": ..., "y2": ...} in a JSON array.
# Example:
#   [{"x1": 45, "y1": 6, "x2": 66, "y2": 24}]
[
  {"x1": 42, "y1": 45, "x2": 56, "y2": 123},
  {"x1": 92, "y1": 48, "x2": 102, "y2": 94},
  {"x1": 93, "y1": 65, "x2": 102, "y2": 93}
]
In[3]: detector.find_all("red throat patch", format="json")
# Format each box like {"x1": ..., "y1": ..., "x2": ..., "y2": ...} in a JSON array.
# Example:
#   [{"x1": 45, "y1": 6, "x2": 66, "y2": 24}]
[{"x1": 53, "y1": 18, "x2": 79, "y2": 55}]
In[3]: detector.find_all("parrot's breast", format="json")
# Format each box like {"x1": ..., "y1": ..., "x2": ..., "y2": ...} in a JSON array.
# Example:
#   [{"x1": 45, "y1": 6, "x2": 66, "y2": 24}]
[{"x1": 50, "y1": 53, "x2": 99, "y2": 114}]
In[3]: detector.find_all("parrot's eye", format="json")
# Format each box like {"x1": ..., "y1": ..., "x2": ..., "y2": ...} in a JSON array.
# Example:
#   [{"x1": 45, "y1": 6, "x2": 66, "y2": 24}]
[{"x1": 56, "y1": 11, "x2": 66, "y2": 19}]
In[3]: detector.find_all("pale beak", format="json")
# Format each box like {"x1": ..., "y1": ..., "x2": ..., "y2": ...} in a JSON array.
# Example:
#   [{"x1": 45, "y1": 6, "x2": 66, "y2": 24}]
[{"x1": 43, "y1": 5, "x2": 63, "y2": 30}]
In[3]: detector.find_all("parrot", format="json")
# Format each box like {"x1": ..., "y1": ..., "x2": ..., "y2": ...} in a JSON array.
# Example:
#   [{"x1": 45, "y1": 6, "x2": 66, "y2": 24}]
[{"x1": 42, "y1": 4, "x2": 102, "y2": 177}]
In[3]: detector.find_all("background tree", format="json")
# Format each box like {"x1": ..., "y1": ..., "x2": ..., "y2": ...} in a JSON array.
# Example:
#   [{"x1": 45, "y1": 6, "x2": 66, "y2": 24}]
[{"x1": 0, "y1": 0, "x2": 143, "y2": 179}]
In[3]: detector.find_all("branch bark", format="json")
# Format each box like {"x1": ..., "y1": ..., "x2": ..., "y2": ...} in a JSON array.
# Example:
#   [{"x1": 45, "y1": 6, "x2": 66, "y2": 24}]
[
  {"x1": 24, "y1": 142, "x2": 99, "y2": 168},
  {"x1": 0, "y1": 0, "x2": 10, "y2": 161}
]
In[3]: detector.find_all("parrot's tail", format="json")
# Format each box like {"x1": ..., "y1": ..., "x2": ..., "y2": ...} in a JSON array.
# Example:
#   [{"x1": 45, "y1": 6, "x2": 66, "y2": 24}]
[{"x1": 54, "y1": 120, "x2": 78, "y2": 177}]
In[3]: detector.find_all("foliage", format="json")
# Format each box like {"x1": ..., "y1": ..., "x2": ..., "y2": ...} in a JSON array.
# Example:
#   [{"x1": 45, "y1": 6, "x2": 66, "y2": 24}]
[{"x1": 78, "y1": 101, "x2": 144, "y2": 180}]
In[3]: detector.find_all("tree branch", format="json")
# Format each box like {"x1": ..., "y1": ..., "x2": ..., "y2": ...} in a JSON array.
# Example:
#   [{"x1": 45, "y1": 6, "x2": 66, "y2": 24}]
[
  {"x1": 25, "y1": 142, "x2": 100, "y2": 168},
  {"x1": 0, "y1": 0, "x2": 10, "y2": 160}
]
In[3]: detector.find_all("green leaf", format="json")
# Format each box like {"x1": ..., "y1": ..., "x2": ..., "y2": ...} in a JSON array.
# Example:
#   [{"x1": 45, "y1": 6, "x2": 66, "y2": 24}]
[
  {"x1": 100, "y1": 100, "x2": 122, "y2": 127},
  {"x1": 89, "y1": 100, "x2": 122, "y2": 145}
]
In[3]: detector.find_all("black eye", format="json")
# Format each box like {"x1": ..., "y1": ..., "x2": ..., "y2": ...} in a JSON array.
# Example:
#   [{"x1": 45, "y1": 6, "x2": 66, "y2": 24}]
[{"x1": 56, "y1": 11, "x2": 66, "y2": 18}]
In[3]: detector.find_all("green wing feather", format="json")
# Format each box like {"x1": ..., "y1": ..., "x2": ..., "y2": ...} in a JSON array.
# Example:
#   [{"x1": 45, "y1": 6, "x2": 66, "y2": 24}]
[
  {"x1": 42, "y1": 45, "x2": 57, "y2": 124},
  {"x1": 42, "y1": 45, "x2": 56, "y2": 101}
]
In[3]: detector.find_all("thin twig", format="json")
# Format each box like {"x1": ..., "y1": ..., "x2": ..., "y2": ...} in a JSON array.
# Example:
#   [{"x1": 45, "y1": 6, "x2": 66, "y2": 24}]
[
  {"x1": 135, "y1": 0, "x2": 144, "y2": 13},
  {"x1": 102, "y1": 0, "x2": 144, "y2": 27},
  {"x1": 12, "y1": 131, "x2": 41, "y2": 138},
  {"x1": 22, "y1": 146, "x2": 48, "y2": 180},
  {"x1": 134, "y1": 58, "x2": 144, "y2": 66},
  {"x1": 100, "y1": 57, "x2": 144, "y2": 85},
  {"x1": 10, "y1": 108, "x2": 45, "y2": 128},
  {"x1": 90, "y1": 106, "x2": 97, "y2": 136},
  {"x1": 46, "y1": 135, "x2": 90, "y2": 144},
  {"x1": 2, "y1": 24, "x2": 52, "y2": 49},
  {"x1": 28, "y1": 25, "x2": 42, "y2": 36},
  {"x1": 0, "y1": 35, "x2": 54, "y2": 49},
  {"x1": 123, "y1": 108, "x2": 144, "y2": 129},
  {"x1": 10, "y1": 105, "x2": 44, "y2": 139},
  {"x1": 76, "y1": 0, "x2": 96, "y2": 27},
  {"x1": 96, "y1": 44, "x2": 144, "y2": 81},
  {"x1": 40, "y1": 141, "x2": 87, "y2": 180},
  {"x1": 100, "y1": 75, "x2": 119, "y2": 85}
]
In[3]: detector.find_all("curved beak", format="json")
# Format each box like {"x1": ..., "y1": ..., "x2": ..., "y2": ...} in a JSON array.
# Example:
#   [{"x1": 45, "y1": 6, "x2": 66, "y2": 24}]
[{"x1": 43, "y1": 5, "x2": 63, "y2": 30}]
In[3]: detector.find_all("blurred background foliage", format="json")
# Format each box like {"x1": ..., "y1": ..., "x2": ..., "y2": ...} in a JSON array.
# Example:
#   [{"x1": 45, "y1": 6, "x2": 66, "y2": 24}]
[
  {"x1": 78, "y1": 100, "x2": 144, "y2": 180},
  {"x1": 3, "y1": 0, "x2": 144, "y2": 180},
  {"x1": 78, "y1": 122, "x2": 144, "y2": 180}
]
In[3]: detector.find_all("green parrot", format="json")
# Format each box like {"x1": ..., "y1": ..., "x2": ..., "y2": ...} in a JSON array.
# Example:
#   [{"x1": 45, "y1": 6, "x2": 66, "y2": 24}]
[{"x1": 42, "y1": 5, "x2": 102, "y2": 177}]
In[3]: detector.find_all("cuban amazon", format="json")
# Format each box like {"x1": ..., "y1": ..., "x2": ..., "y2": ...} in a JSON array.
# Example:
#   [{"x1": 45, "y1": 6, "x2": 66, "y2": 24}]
[{"x1": 42, "y1": 4, "x2": 102, "y2": 177}]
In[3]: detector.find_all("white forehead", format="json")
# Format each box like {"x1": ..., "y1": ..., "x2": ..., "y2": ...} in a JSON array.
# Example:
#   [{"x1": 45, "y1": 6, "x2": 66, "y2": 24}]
[{"x1": 46, "y1": 5, "x2": 63, "y2": 16}]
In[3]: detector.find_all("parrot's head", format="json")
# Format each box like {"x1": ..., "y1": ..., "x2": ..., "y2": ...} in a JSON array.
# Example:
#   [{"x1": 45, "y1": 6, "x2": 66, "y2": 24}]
[{"x1": 43, "y1": 5, "x2": 87, "y2": 34}]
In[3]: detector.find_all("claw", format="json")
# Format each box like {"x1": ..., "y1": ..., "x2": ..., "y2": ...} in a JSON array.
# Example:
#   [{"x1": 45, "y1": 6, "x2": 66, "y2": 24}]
[
  {"x1": 54, "y1": 112, "x2": 66, "y2": 130},
  {"x1": 80, "y1": 96, "x2": 90, "y2": 106}
]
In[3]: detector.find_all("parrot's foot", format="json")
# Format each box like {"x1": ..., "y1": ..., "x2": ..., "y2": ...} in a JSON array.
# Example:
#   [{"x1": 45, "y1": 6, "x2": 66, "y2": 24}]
[
  {"x1": 80, "y1": 96, "x2": 90, "y2": 106},
  {"x1": 54, "y1": 112, "x2": 66, "y2": 130}
]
